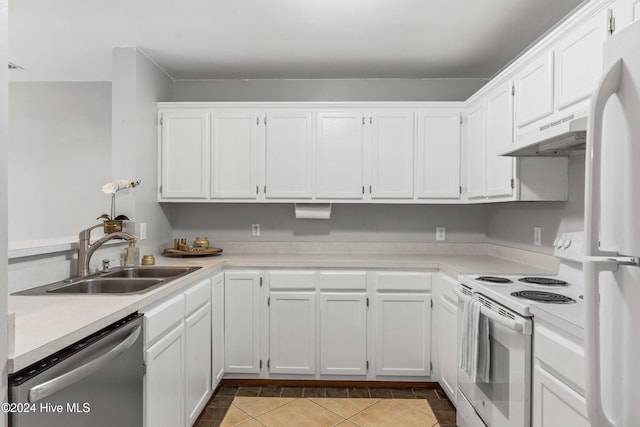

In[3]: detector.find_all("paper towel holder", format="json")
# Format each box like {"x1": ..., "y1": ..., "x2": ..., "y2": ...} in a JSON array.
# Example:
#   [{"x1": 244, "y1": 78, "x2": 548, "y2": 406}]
[{"x1": 294, "y1": 203, "x2": 332, "y2": 220}]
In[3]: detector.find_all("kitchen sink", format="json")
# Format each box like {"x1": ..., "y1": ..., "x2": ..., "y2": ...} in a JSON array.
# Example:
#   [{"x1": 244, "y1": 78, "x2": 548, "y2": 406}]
[
  {"x1": 100, "y1": 266, "x2": 200, "y2": 279},
  {"x1": 46, "y1": 278, "x2": 164, "y2": 294},
  {"x1": 11, "y1": 266, "x2": 202, "y2": 296}
]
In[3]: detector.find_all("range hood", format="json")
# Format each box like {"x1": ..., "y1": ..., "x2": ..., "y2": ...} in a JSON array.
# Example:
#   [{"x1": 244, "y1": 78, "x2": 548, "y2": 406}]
[{"x1": 500, "y1": 115, "x2": 587, "y2": 156}]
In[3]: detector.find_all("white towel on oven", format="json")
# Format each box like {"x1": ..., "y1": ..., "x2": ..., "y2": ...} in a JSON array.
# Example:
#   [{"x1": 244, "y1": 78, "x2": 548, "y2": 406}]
[{"x1": 458, "y1": 294, "x2": 491, "y2": 383}]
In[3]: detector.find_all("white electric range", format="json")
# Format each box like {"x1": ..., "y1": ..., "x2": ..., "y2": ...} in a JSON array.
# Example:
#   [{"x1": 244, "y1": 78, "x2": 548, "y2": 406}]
[{"x1": 455, "y1": 232, "x2": 585, "y2": 427}]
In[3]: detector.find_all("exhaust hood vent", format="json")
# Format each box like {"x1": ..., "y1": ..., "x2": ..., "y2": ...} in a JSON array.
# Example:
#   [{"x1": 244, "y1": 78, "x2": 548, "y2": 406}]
[{"x1": 500, "y1": 115, "x2": 587, "y2": 157}]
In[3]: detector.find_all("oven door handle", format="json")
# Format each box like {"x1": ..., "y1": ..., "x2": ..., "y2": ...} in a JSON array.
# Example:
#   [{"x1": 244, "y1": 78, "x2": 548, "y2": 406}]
[
  {"x1": 28, "y1": 325, "x2": 141, "y2": 403},
  {"x1": 455, "y1": 288, "x2": 531, "y2": 335}
]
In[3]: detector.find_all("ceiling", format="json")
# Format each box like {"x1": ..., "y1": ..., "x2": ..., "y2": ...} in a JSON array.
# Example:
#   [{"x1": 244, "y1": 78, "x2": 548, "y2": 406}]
[{"x1": 9, "y1": 0, "x2": 586, "y2": 82}]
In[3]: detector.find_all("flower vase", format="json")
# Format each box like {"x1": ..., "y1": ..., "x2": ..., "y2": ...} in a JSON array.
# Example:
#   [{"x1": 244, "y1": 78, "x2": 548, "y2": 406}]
[{"x1": 103, "y1": 220, "x2": 123, "y2": 234}]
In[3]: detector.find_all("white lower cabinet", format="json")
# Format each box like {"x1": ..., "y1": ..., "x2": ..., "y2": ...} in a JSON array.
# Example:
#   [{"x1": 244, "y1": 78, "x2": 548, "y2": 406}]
[
  {"x1": 374, "y1": 272, "x2": 432, "y2": 377},
  {"x1": 269, "y1": 292, "x2": 317, "y2": 374},
  {"x1": 224, "y1": 271, "x2": 262, "y2": 374},
  {"x1": 318, "y1": 271, "x2": 368, "y2": 376},
  {"x1": 438, "y1": 274, "x2": 458, "y2": 401},
  {"x1": 533, "y1": 319, "x2": 589, "y2": 427},
  {"x1": 211, "y1": 273, "x2": 225, "y2": 389},
  {"x1": 145, "y1": 322, "x2": 185, "y2": 427},
  {"x1": 143, "y1": 278, "x2": 213, "y2": 427}
]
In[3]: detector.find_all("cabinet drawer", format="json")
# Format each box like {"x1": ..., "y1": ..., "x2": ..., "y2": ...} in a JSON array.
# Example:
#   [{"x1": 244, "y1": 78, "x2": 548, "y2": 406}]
[
  {"x1": 534, "y1": 321, "x2": 585, "y2": 394},
  {"x1": 184, "y1": 279, "x2": 211, "y2": 315},
  {"x1": 375, "y1": 272, "x2": 432, "y2": 292},
  {"x1": 318, "y1": 271, "x2": 367, "y2": 291},
  {"x1": 269, "y1": 271, "x2": 315, "y2": 290},
  {"x1": 440, "y1": 273, "x2": 459, "y2": 303},
  {"x1": 143, "y1": 293, "x2": 185, "y2": 346}
]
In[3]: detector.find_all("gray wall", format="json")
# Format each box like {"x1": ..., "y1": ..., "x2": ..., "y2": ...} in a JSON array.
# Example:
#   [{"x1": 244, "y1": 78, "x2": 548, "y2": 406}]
[
  {"x1": 170, "y1": 203, "x2": 488, "y2": 243},
  {"x1": 8, "y1": 82, "x2": 112, "y2": 241},
  {"x1": 487, "y1": 154, "x2": 585, "y2": 253},
  {"x1": 173, "y1": 78, "x2": 487, "y2": 102}
]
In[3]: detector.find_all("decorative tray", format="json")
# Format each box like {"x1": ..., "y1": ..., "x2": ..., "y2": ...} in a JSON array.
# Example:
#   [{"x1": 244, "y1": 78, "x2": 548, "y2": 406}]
[{"x1": 162, "y1": 247, "x2": 223, "y2": 257}]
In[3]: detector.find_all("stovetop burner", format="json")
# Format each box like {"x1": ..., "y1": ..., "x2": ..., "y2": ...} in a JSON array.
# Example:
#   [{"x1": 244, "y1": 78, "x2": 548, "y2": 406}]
[
  {"x1": 511, "y1": 290, "x2": 576, "y2": 304},
  {"x1": 519, "y1": 277, "x2": 568, "y2": 286},
  {"x1": 475, "y1": 276, "x2": 513, "y2": 284}
]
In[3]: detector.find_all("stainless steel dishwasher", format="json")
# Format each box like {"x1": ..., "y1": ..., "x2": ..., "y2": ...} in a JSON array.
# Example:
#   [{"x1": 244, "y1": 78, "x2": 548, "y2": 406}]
[{"x1": 8, "y1": 313, "x2": 143, "y2": 427}]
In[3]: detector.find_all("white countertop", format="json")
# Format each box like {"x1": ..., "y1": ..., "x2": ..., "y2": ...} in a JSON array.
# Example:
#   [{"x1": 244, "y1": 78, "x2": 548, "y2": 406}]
[
  {"x1": 529, "y1": 298, "x2": 585, "y2": 338},
  {"x1": 8, "y1": 252, "x2": 555, "y2": 373}
]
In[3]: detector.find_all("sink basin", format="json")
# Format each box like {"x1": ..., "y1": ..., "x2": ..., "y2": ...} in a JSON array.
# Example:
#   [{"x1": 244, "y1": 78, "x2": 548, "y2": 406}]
[
  {"x1": 47, "y1": 278, "x2": 163, "y2": 294},
  {"x1": 100, "y1": 266, "x2": 200, "y2": 279},
  {"x1": 11, "y1": 266, "x2": 202, "y2": 296}
]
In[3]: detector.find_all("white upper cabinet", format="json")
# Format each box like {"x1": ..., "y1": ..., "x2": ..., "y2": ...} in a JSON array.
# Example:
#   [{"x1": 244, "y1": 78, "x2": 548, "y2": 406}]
[
  {"x1": 464, "y1": 100, "x2": 486, "y2": 199},
  {"x1": 315, "y1": 112, "x2": 365, "y2": 199},
  {"x1": 264, "y1": 111, "x2": 314, "y2": 199},
  {"x1": 160, "y1": 111, "x2": 209, "y2": 199},
  {"x1": 484, "y1": 82, "x2": 515, "y2": 198},
  {"x1": 554, "y1": 8, "x2": 608, "y2": 113},
  {"x1": 368, "y1": 111, "x2": 415, "y2": 199},
  {"x1": 210, "y1": 111, "x2": 259, "y2": 199},
  {"x1": 415, "y1": 111, "x2": 461, "y2": 199},
  {"x1": 611, "y1": 0, "x2": 640, "y2": 32},
  {"x1": 513, "y1": 51, "x2": 555, "y2": 132}
]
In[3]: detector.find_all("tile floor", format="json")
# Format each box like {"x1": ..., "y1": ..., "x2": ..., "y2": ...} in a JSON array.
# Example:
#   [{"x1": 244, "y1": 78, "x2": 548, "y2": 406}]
[{"x1": 194, "y1": 384, "x2": 456, "y2": 427}]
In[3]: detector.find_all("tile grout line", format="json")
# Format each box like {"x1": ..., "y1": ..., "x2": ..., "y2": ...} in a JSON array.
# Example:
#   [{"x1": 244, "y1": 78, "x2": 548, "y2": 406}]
[
  {"x1": 234, "y1": 396, "x2": 301, "y2": 421},
  {"x1": 305, "y1": 397, "x2": 348, "y2": 424},
  {"x1": 392, "y1": 397, "x2": 438, "y2": 418},
  {"x1": 308, "y1": 397, "x2": 381, "y2": 425}
]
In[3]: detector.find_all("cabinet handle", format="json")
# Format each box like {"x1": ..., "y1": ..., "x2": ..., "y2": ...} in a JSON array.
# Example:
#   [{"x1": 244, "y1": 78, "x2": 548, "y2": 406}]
[
  {"x1": 256, "y1": 185, "x2": 259, "y2": 194},
  {"x1": 362, "y1": 117, "x2": 365, "y2": 125},
  {"x1": 369, "y1": 185, "x2": 372, "y2": 194}
]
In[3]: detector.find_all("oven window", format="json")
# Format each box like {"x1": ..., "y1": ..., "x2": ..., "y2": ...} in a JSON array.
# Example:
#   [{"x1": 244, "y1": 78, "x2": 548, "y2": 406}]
[{"x1": 477, "y1": 329, "x2": 510, "y2": 419}]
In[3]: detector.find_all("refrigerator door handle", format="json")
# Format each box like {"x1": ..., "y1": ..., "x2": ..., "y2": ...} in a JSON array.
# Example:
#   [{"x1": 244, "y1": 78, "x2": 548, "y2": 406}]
[{"x1": 584, "y1": 58, "x2": 622, "y2": 258}]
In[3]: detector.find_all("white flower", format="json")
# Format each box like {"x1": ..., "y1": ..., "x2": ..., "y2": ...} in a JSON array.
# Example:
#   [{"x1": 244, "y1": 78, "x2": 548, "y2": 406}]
[{"x1": 102, "y1": 182, "x2": 117, "y2": 194}]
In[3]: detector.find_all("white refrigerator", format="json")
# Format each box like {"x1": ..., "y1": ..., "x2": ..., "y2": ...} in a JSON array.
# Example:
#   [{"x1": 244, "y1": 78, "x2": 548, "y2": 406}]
[{"x1": 584, "y1": 18, "x2": 640, "y2": 427}]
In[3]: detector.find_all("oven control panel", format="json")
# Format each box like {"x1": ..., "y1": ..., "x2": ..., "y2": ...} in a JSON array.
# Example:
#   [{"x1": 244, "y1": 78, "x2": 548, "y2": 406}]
[{"x1": 553, "y1": 231, "x2": 584, "y2": 262}]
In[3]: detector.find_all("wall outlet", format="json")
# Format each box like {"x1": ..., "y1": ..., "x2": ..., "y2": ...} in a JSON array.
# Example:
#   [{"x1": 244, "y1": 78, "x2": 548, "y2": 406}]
[
  {"x1": 534, "y1": 226, "x2": 542, "y2": 246},
  {"x1": 251, "y1": 224, "x2": 261, "y2": 237},
  {"x1": 436, "y1": 227, "x2": 446, "y2": 241},
  {"x1": 139, "y1": 222, "x2": 147, "y2": 240}
]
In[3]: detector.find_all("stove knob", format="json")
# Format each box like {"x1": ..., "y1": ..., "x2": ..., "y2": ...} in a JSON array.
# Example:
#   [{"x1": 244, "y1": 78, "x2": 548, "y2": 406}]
[
  {"x1": 562, "y1": 238, "x2": 572, "y2": 249},
  {"x1": 553, "y1": 237, "x2": 560, "y2": 246}
]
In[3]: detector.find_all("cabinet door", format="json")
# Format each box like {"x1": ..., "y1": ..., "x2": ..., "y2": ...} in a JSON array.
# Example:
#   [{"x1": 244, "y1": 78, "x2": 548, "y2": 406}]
[
  {"x1": 485, "y1": 83, "x2": 515, "y2": 198},
  {"x1": 160, "y1": 111, "x2": 209, "y2": 199},
  {"x1": 465, "y1": 101, "x2": 486, "y2": 199},
  {"x1": 319, "y1": 292, "x2": 367, "y2": 375},
  {"x1": 416, "y1": 111, "x2": 461, "y2": 199},
  {"x1": 225, "y1": 272, "x2": 261, "y2": 373},
  {"x1": 514, "y1": 52, "x2": 554, "y2": 130},
  {"x1": 265, "y1": 111, "x2": 314, "y2": 199},
  {"x1": 210, "y1": 112, "x2": 259, "y2": 199},
  {"x1": 369, "y1": 111, "x2": 414, "y2": 199},
  {"x1": 185, "y1": 303, "x2": 212, "y2": 426},
  {"x1": 554, "y1": 9, "x2": 607, "y2": 111},
  {"x1": 269, "y1": 292, "x2": 316, "y2": 375},
  {"x1": 375, "y1": 293, "x2": 431, "y2": 376},
  {"x1": 315, "y1": 112, "x2": 364, "y2": 199},
  {"x1": 532, "y1": 365, "x2": 590, "y2": 427},
  {"x1": 211, "y1": 273, "x2": 225, "y2": 389},
  {"x1": 439, "y1": 295, "x2": 458, "y2": 401},
  {"x1": 145, "y1": 323, "x2": 185, "y2": 427}
]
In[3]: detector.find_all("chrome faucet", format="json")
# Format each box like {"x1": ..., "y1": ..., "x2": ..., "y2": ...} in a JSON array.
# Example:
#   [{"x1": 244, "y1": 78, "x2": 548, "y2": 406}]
[{"x1": 77, "y1": 224, "x2": 135, "y2": 277}]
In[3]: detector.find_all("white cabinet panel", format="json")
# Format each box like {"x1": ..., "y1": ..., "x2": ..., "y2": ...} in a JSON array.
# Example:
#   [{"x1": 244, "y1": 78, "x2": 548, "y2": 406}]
[
  {"x1": 465, "y1": 101, "x2": 486, "y2": 199},
  {"x1": 319, "y1": 292, "x2": 367, "y2": 375},
  {"x1": 416, "y1": 111, "x2": 461, "y2": 199},
  {"x1": 369, "y1": 111, "x2": 414, "y2": 199},
  {"x1": 225, "y1": 272, "x2": 261, "y2": 373},
  {"x1": 533, "y1": 366, "x2": 590, "y2": 427},
  {"x1": 514, "y1": 52, "x2": 555, "y2": 130},
  {"x1": 554, "y1": 9, "x2": 607, "y2": 111},
  {"x1": 269, "y1": 292, "x2": 316, "y2": 375},
  {"x1": 211, "y1": 273, "x2": 225, "y2": 390},
  {"x1": 439, "y1": 292, "x2": 458, "y2": 401},
  {"x1": 210, "y1": 112, "x2": 259, "y2": 199},
  {"x1": 160, "y1": 111, "x2": 209, "y2": 199},
  {"x1": 635, "y1": 0, "x2": 640, "y2": 22},
  {"x1": 145, "y1": 324, "x2": 184, "y2": 427},
  {"x1": 265, "y1": 111, "x2": 314, "y2": 199},
  {"x1": 375, "y1": 293, "x2": 431, "y2": 376},
  {"x1": 485, "y1": 82, "x2": 515, "y2": 198},
  {"x1": 185, "y1": 303, "x2": 212, "y2": 426},
  {"x1": 315, "y1": 112, "x2": 364, "y2": 199}
]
